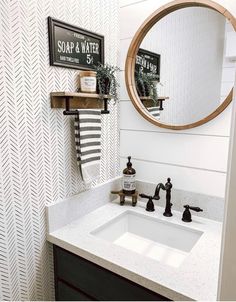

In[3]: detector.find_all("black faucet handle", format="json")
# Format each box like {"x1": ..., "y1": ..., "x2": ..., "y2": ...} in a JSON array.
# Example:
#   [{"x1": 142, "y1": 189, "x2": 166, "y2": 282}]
[
  {"x1": 139, "y1": 193, "x2": 152, "y2": 199},
  {"x1": 182, "y1": 205, "x2": 203, "y2": 222},
  {"x1": 184, "y1": 205, "x2": 203, "y2": 212},
  {"x1": 139, "y1": 193, "x2": 155, "y2": 212}
]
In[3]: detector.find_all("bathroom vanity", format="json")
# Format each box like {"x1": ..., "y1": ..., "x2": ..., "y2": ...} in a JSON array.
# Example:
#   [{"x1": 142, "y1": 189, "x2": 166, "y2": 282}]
[
  {"x1": 47, "y1": 201, "x2": 222, "y2": 301},
  {"x1": 53, "y1": 245, "x2": 168, "y2": 301}
]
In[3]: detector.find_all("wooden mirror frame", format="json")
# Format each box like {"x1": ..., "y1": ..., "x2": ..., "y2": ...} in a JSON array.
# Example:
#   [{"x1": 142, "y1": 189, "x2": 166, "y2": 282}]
[{"x1": 125, "y1": 0, "x2": 236, "y2": 130}]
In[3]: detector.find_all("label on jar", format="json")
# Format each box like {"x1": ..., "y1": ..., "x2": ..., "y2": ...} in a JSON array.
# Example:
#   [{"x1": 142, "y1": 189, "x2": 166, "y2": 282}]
[
  {"x1": 80, "y1": 76, "x2": 97, "y2": 92},
  {"x1": 123, "y1": 174, "x2": 136, "y2": 191}
]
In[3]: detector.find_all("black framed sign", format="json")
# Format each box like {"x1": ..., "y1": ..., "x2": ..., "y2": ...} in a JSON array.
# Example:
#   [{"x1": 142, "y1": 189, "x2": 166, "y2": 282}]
[
  {"x1": 135, "y1": 48, "x2": 161, "y2": 80},
  {"x1": 48, "y1": 17, "x2": 104, "y2": 70}
]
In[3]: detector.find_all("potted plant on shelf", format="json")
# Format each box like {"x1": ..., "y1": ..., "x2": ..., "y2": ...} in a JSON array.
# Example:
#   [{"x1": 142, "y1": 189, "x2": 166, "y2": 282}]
[
  {"x1": 94, "y1": 63, "x2": 120, "y2": 103},
  {"x1": 135, "y1": 70, "x2": 159, "y2": 106}
]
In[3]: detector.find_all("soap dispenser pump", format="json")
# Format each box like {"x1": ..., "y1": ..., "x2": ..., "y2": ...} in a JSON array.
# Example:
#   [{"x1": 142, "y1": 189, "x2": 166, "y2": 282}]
[{"x1": 122, "y1": 156, "x2": 136, "y2": 195}]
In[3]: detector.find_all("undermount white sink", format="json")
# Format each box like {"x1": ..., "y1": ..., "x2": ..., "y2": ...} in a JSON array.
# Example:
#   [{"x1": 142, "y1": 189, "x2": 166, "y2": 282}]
[{"x1": 91, "y1": 211, "x2": 203, "y2": 268}]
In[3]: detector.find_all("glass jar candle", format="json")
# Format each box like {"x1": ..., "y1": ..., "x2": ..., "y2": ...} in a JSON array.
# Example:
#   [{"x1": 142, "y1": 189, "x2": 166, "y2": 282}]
[{"x1": 79, "y1": 71, "x2": 97, "y2": 93}]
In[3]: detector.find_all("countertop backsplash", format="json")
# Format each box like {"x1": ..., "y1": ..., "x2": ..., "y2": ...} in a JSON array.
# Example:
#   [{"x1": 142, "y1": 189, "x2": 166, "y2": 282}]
[
  {"x1": 46, "y1": 177, "x2": 122, "y2": 233},
  {"x1": 47, "y1": 177, "x2": 224, "y2": 236}
]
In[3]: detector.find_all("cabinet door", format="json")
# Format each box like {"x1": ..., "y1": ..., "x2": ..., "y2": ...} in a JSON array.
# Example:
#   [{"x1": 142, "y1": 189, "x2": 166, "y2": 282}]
[
  {"x1": 54, "y1": 245, "x2": 170, "y2": 301},
  {"x1": 57, "y1": 280, "x2": 94, "y2": 301}
]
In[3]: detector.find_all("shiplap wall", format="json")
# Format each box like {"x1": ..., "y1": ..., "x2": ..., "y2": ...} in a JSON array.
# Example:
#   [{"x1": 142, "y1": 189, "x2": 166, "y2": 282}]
[
  {"x1": 119, "y1": 0, "x2": 236, "y2": 198},
  {"x1": 0, "y1": 0, "x2": 119, "y2": 300},
  {"x1": 220, "y1": 20, "x2": 236, "y2": 103}
]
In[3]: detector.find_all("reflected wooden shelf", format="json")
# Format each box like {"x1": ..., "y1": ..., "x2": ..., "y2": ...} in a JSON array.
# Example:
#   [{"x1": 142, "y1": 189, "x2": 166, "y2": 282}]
[
  {"x1": 50, "y1": 92, "x2": 112, "y2": 109},
  {"x1": 140, "y1": 96, "x2": 169, "y2": 100},
  {"x1": 140, "y1": 96, "x2": 169, "y2": 109}
]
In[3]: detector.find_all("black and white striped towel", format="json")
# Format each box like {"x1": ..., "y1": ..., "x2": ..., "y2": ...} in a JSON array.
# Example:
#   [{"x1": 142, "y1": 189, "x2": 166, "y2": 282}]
[
  {"x1": 147, "y1": 107, "x2": 161, "y2": 119},
  {"x1": 75, "y1": 109, "x2": 101, "y2": 184}
]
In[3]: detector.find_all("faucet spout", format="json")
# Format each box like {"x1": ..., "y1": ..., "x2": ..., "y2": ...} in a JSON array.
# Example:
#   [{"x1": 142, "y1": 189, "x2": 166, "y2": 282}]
[
  {"x1": 153, "y1": 183, "x2": 166, "y2": 200},
  {"x1": 153, "y1": 178, "x2": 173, "y2": 217}
]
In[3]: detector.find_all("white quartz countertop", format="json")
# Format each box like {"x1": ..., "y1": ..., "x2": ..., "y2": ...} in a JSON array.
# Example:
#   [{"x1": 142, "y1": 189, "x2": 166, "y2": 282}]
[{"x1": 47, "y1": 200, "x2": 222, "y2": 301}]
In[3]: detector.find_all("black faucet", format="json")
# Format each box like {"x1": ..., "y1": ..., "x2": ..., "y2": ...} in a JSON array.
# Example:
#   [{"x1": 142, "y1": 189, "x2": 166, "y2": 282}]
[
  {"x1": 182, "y1": 205, "x2": 203, "y2": 222},
  {"x1": 153, "y1": 178, "x2": 173, "y2": 217}
]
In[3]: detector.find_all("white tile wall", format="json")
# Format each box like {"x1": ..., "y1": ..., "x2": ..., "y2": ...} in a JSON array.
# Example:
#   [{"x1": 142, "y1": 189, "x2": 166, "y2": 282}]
[
  {"x1": 119, "y1": 0, "x2": 236, "y2": 198},
  {"x1": 120, "y1": 130, "x2": 229, "y2": 172},
  {"x1": 120, "y1": 0, "x2": 168, "y2": 39},
  {"x1": 220, "y1": 21, "x2": 236, "y2": 101},
  {"x1": 119, "y1": 0, "x2": 148, "y2": 7},
  {"x1": 120, "y1": 157, "x2": 227, "y2": 197},
  {"x1": 225, "y1": 31, "x2": 236, "y2": 59},
  {"x1": 120, "y1": 100, "x2": 233, "y2": 136}
]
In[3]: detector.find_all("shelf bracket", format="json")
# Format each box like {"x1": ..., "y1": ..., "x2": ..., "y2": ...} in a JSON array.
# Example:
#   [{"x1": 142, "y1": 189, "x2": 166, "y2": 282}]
[
  {"x1": 63, "y1": 96, "x2": 79, "y2": 115},
  {"x1": 101, "y1": 98, "x2": 110, "y2": 114},
  {"x1": 62, "y1": 96, "x2": 110, "y2": 115},
  {"x1": 159, "y1": 99, "x2": 164, "y2": 111}
]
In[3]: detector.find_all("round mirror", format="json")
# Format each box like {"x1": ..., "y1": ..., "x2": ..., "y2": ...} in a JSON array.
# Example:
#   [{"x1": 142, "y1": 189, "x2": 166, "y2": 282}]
[{"x1": 125, "y1": 0, "x2": 236, "y2": 130}]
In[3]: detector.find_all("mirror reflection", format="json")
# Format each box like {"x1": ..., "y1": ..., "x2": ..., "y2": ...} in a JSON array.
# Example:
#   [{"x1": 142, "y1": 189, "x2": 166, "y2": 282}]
[{"x1": 135, "y1": 7, "x2": 236, "y2": 126}]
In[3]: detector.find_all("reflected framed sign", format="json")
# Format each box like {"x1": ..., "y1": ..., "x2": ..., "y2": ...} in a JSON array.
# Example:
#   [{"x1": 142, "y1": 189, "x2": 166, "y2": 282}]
[{"x1": 135, "y1": 48, "x2": 161, "y2": 79}]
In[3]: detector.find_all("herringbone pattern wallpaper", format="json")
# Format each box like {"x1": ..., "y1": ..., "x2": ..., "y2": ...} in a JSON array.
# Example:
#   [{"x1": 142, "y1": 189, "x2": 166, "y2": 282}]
[{"x1": 0, "y1": 0, "x2": 119, "y2": 300}]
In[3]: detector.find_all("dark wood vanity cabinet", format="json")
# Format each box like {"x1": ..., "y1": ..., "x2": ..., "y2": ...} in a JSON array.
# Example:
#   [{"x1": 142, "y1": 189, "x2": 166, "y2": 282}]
[{"x1": 53, "y1": 245, "x2": 170, "y2": 301}]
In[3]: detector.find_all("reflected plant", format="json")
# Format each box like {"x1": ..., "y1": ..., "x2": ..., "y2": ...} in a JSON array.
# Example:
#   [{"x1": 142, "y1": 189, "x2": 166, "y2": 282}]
[{"x1": 135, "y1": 70, "x2": 160, "y2": 106}]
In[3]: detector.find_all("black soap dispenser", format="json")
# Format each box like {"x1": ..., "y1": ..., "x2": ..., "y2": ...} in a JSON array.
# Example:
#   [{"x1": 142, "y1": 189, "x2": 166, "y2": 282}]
[{"x1": 122, "y1": 156, "x2": 136, "y2": 195}]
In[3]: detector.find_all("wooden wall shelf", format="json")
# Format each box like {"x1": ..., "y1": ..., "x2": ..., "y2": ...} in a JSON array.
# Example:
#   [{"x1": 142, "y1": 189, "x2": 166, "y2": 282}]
[
  {"x1": 51, "y1": 92, "x2": 112, "y2": 110},
  {"x1": 140, "y1": 96, "x2": 169, "y2": 101}
]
